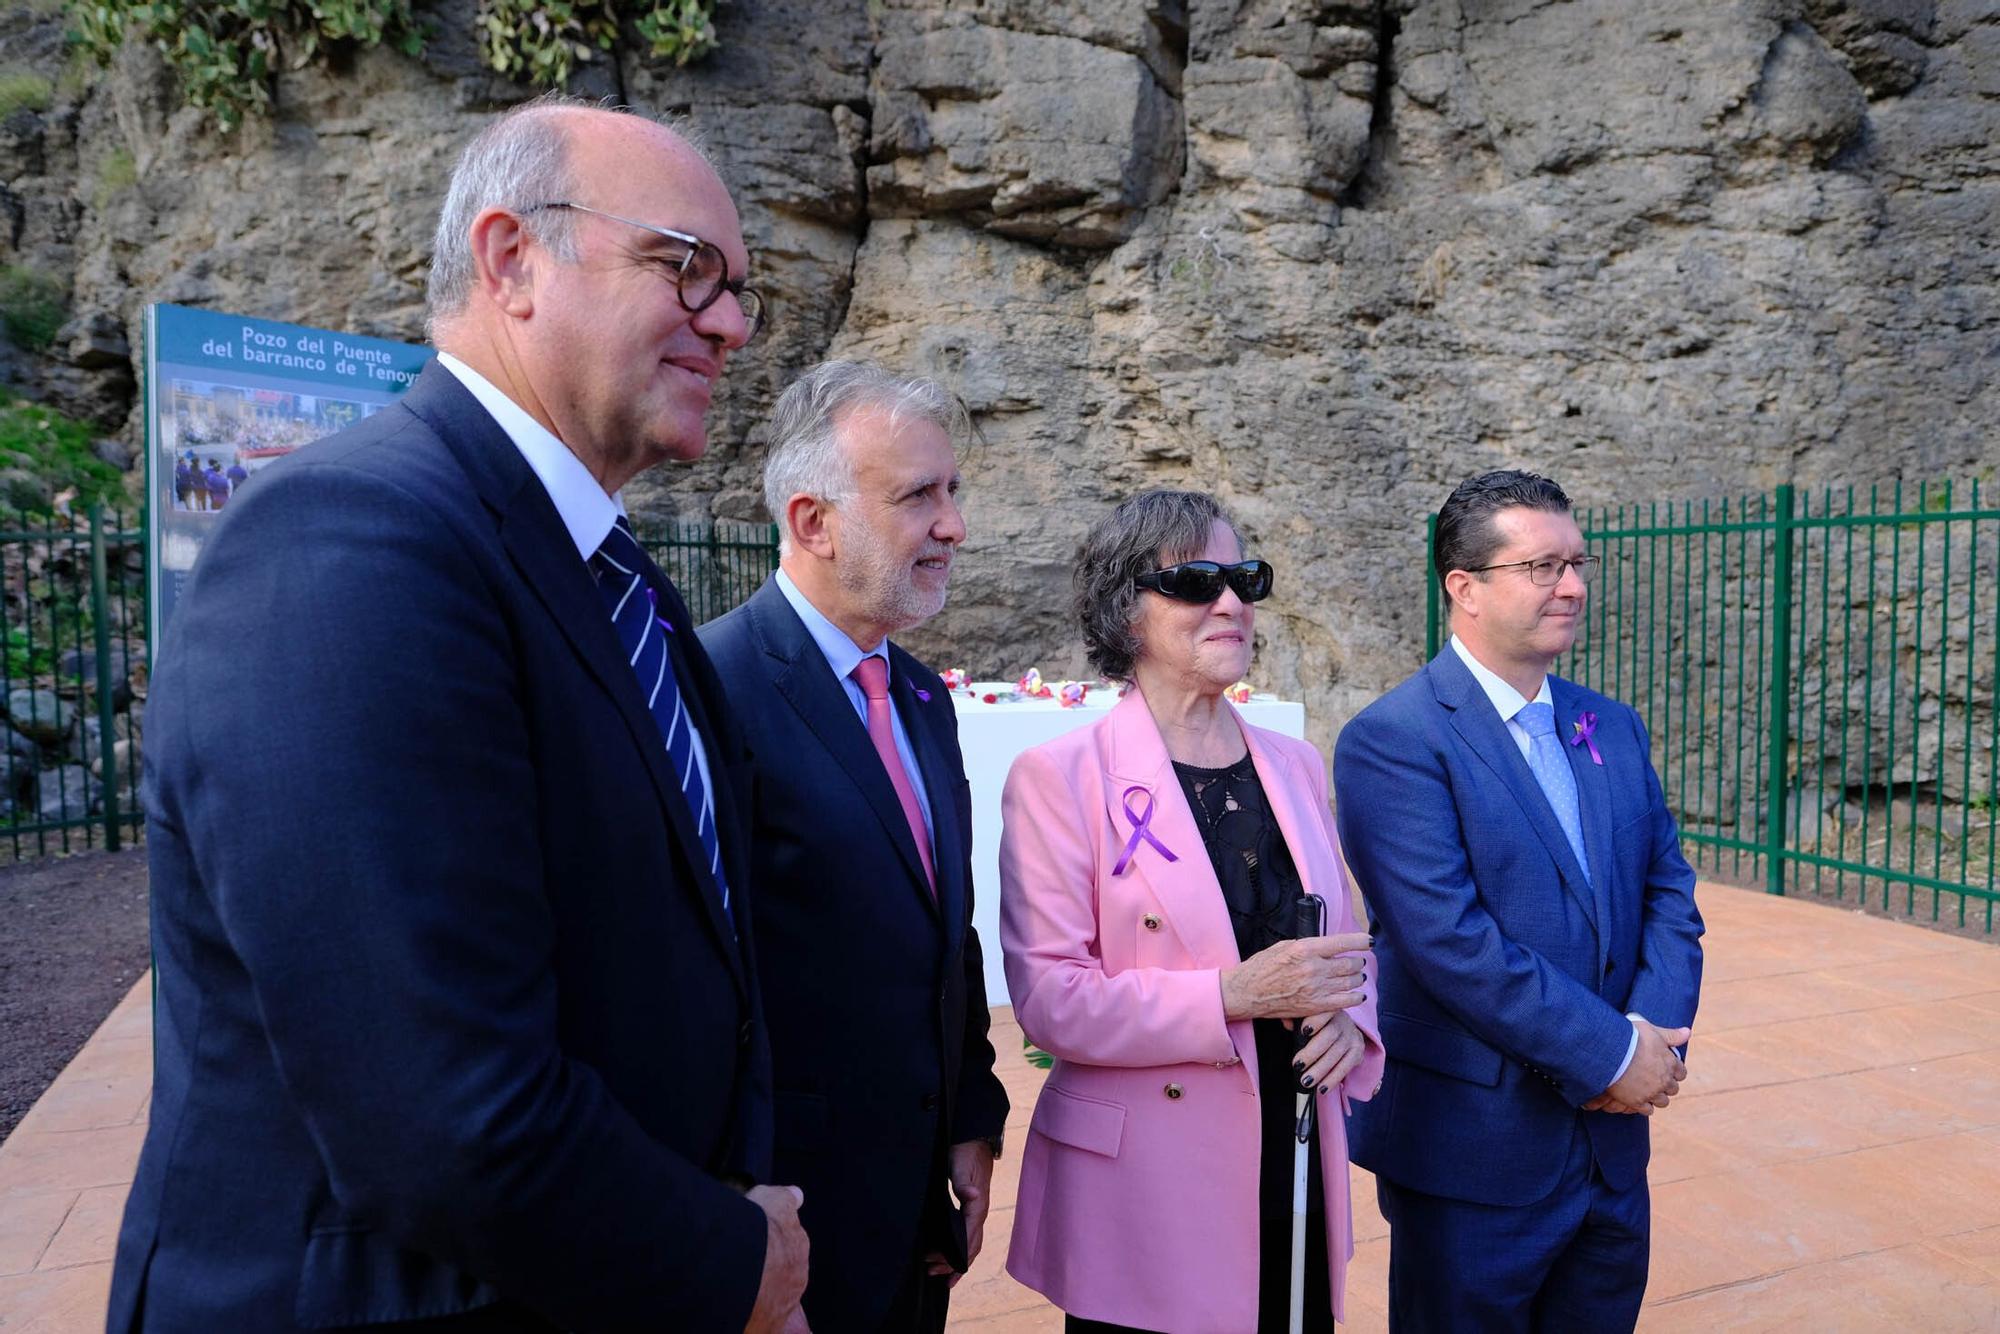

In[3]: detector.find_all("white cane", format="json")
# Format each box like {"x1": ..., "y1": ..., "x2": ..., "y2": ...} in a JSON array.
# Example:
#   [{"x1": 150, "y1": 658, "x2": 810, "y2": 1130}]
[
  {"x1": 1290, "y1": 1085, "x2": 1313, "y2": 1334},
  {"x1": 1290, "y1": 894, "x2": 1327, "y2": 1334}
]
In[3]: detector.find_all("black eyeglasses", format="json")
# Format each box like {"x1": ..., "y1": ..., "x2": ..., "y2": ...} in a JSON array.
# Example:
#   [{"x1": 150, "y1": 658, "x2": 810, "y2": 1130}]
[
  {"x1": 1135, "y1": 560, "x2": 1274, "y2": 604},
  {"x1": 521, "y1": 201, "x2": 766, "y2": 340},
  {"x1": 1465, "y1": 555, "x2": 1601, "y2": 587}
]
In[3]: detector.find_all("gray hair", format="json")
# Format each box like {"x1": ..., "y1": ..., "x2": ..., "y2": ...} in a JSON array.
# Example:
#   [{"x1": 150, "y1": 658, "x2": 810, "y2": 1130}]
[
  {"x1": 1074, "y1": 490, "x2": 1235, "y2": 681},
  {"x1": 763, "y1": 360, "x2": 970, "y2": 554},
  {"x1": 425, "y1": 96, "x2": 710, "y2": 335}
]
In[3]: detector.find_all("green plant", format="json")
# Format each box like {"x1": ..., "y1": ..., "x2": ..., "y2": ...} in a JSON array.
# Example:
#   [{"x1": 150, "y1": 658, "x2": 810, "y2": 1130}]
[
  {"x1": 477, "y1": 0, "x2": 619, "y2": 88},
  {"x1": 0, "y1": 268, "x2": 67, "y2": 353},
  {"x1": 632, "y1": 0, "x2": 719, "y2": 65},
  {"x1": 94, "y1": 148, "x2": 138, "y2": 210},
  {"x1": 69, "y1": 0, "x2": 425, "y2": 132},
  {"x1": 0, "y1": 391, "x2": 122, "y2": 509},
  {"x1": 73, "y1": 1, "x2": 722, "y2": 129},
  {"x1": 0, "y1": 70, "x2": 53, "y2": 115},
  {"x1": 1022, "y1": 1034, "x2": 1052, "y2": 1070}
]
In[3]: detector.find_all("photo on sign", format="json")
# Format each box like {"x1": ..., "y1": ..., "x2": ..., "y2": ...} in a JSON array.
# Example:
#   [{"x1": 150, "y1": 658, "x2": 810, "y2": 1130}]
[{"x1": 160, "y1": 378, "x2": 385, "y2": 515}]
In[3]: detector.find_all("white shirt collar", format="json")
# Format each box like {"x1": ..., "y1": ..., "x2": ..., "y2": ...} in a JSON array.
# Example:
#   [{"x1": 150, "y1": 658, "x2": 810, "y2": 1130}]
[
  {"x1": 1449, "y1": 634, "x2": 1552, "y2": 723},
  {"x1": 774, "y1": 568, "x2": 888, "y2": 685},
  {"x1": 436, "y1": 353, "x2": 623, "y2": 563}
]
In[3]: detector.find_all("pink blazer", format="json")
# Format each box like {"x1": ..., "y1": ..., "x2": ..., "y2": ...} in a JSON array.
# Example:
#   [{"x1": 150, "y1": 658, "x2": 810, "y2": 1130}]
[{"x1": 999, "y1": 691, "x2": 1384, "y2": 1331}]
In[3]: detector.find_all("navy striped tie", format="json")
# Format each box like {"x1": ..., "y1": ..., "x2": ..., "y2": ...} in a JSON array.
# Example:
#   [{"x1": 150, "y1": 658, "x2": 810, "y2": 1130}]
[{"x1": 591, "y1": 518, "x2": 732, "y2": 928}]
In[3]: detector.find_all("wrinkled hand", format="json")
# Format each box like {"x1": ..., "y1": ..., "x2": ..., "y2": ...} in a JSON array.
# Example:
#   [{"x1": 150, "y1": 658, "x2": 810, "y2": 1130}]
[
  {"x1": 1287, "y1": 1010, "x2": 1368, "y2": 1097},
  {"x1": 1221, "y1": 932, "x2": 1371, "y2": 1022},
  {"x1": 1600, "y1": 1021, "x2": 1690, "y2": 1115},
  {"x1": 924, "y1": 1140, "x2": 997, "y2": 1287},
  {"x1": 744, "y1": 1185, "x2": 810, "y2": 1334}
]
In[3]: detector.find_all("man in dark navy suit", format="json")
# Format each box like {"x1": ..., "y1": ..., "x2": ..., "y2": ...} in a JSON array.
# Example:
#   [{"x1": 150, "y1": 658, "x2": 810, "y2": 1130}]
[
  {"x1": 701, "y1": 362, "x2": 1008, "y2": 1332},
  {"x1": 111, "y1": 99, "x2": 809, "y2": 1332},
  {"x1": 1335, "y1": 471, "x2": 1704, "y2": 1332}
]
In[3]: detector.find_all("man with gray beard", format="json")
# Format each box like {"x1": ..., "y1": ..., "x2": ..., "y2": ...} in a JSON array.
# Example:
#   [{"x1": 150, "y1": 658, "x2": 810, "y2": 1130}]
[{"x1": 700, "y1": 361, "x2": 1008, "y2": 1332}]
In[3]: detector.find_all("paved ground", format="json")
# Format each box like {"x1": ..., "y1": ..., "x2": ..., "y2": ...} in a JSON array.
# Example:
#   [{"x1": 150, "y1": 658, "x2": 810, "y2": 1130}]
[{"x1": 2, "y1": 882, "x2": 1996, "y2": 1331}]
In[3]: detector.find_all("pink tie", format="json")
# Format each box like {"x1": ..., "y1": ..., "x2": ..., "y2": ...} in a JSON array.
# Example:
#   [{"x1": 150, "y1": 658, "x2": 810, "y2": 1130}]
[{"x1": 852, "y1": 655, "x2": 936, "y2": 895}]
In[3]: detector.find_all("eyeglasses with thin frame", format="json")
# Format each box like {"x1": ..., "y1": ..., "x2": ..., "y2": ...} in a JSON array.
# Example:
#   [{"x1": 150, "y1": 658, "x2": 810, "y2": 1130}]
[
  {"x1": 1464, "y1": 555, "x2": 1601, "y2": 587},
  {"x1": 1135, "y1": 560, "x2": 1275, "y2": 605},
  {"x1": 521, "y1": 201, "x2": 766, "y2": 340}
]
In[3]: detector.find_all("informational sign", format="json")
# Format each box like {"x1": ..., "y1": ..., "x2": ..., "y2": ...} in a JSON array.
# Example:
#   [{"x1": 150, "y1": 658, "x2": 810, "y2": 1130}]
[{"x1": 143, "y1": 304, "x2": 430, "y2": 649}]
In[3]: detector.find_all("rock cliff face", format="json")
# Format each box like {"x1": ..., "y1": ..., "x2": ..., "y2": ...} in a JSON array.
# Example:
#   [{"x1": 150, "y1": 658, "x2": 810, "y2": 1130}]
[{"x1": 5, "y1": 0, "x2": 1996, "y2": 750}]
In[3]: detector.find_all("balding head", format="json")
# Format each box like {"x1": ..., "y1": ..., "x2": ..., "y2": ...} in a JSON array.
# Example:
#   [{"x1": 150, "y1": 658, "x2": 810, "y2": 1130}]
[{"x1": 426, "y1": 97, "x2": 715, "y2": 337}]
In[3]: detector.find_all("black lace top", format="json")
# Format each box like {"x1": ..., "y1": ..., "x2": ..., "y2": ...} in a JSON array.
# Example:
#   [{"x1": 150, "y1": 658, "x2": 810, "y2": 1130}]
[{"x1": 1170, "y1": 752, "x2": 1335, "y2": 1332}]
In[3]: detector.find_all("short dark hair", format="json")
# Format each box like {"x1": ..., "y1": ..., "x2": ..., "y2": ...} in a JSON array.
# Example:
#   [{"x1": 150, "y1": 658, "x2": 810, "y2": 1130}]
[
  {"x1": 1074, "y1": 490, "x2": 1235, "y2": 681},
  {"x1": 1433, "y1": 470, "x2": 1572, "y2": 609}
]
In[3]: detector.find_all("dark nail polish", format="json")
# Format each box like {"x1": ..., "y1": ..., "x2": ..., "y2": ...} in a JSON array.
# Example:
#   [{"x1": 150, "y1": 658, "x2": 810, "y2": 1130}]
[
  {"x1": 1300, "y1": 1074, "x2": 1316, "y2": 1090},
  {"x1": 1319, "y1": 1084, "x2": 1331, "y2": 1096},
  {"x1": 1301, "y1": 1026, "x2": 1315, "y2": 1039},
  {"x1": 1291, "y1": 1059, "x2": 1304, "y2": 1074}
]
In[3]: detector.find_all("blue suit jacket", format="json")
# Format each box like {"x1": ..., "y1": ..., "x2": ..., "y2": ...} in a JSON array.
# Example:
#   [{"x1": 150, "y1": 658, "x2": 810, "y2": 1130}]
[
  {"x1": 699, "y1": 579, "x2": 1008, "y2": 1328},
  {"x1": 1334, "y1": 647, "x2": 1703, "y2": 1207},
  {"x1": 110, "y1": 363, "x2": 774, "y2": 1331}
]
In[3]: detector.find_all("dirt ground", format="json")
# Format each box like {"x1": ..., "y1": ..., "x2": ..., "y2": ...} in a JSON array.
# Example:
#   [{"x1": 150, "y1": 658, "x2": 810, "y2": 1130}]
[{"x1": 0, "y1": 845, "x2": 150, "y2": 1142}]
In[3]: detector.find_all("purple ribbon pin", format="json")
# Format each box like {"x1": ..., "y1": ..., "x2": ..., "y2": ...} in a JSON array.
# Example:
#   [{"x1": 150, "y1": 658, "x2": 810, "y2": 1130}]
[
  {"x1": 644, "y1": 587, "x2": 673, "y2": 633},
  {"x1": 1569, "y1": 711, "x2": 1603, "y2": 765},
  {"x1": 1112, "y1": 784, "x2": 1179, "y2": 876},
  {"x1": 914, "y1": 687, "x2": 931, "y2": 702}
]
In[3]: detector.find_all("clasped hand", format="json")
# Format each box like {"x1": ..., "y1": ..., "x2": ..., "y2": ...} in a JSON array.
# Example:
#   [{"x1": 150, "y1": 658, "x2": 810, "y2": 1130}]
[{"x1": 1583, "y1": 1020, "x2": 1691, "y2": 1116}]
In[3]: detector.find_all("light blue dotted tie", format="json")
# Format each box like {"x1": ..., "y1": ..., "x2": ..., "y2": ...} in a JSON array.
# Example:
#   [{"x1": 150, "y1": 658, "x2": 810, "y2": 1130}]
[{"x1": 1517, "y1": 702, "x2": 1590, "y2": 884}]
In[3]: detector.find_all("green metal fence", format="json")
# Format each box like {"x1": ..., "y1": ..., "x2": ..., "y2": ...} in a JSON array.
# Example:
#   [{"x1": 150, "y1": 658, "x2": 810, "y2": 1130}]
[
  {"x1": 1426, "y1": 480, "x2": 2000, "y2": 933},
  {"x1": 0, "y1": 503, "x2": 147, "y2": 860},
  {"x1": 639, "y1": 517, "x2": 781, "y2": 626},
  {"x1": 0, "y1": 508, "x2": 770, "y2": 863}
]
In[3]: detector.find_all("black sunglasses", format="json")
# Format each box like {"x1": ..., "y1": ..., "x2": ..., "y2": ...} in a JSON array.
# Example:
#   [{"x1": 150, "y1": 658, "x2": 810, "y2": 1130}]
[{"x1": 1134, "y1": 560, "x2": 1274, "y2": 605}]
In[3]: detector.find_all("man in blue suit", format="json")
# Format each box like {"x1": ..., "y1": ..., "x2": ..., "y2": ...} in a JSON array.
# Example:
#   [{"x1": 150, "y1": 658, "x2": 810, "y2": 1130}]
[
  {"x1": 701, "y1": 361, "x2": 1008, "y2": 1331},
  {"x1": 1335, "y1": 470, "x2": 1704, "y2": 1332},
  {"x1": 111, "y1": 100, "x2": 809, "y2": 1331}
]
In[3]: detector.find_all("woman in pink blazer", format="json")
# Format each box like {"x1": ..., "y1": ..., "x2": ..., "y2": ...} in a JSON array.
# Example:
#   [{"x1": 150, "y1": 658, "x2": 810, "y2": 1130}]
[{"x1": 1000, "y1": 491, "x2": 1385, "y2": 1332}]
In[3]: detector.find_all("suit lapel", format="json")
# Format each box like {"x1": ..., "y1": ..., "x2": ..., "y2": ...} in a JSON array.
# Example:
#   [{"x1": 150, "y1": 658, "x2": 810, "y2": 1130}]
[
  {"x1": 1554, "y1": 679, "x2": 1616, "y2": 968},
  {"x1": 1101, "y1": 692, "x2": 1241, "y2": 970},
  {"x1": 753, "y1": 584, "x2": 939, "y2": 914},
  {"x1": 406, "y1": 363, "x2": 746, "y2": 986},
  {"x1": 1429, "y1": 651, "x2": 1599, "y2": 928}
]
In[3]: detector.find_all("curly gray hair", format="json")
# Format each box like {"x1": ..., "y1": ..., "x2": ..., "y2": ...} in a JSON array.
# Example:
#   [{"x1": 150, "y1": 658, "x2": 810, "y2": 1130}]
[{"x1": 1073, "y1": 490, "x2": 1237, "y2": 681}]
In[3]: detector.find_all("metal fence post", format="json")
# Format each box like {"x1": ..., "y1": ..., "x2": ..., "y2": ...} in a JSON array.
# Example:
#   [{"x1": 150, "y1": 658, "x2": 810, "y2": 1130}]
[
  {"x1": 1763, "y1": 485, "x2": 1796, "y2": 895},
  {"x1": 88, "y1": 503, "x2": 122, "y2": 851}
]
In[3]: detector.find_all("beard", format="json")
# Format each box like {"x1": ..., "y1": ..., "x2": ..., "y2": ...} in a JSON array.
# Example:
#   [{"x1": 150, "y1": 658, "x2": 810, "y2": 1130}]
[{"x1": 835, "y1": 523, "x2": 951, "y2": 637}]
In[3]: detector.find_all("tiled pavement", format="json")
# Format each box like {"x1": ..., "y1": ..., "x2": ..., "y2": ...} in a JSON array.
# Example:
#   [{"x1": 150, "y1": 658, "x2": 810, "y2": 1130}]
[{"x1": 3, "y1": 885, "x2": 1996, "y2": 1331}]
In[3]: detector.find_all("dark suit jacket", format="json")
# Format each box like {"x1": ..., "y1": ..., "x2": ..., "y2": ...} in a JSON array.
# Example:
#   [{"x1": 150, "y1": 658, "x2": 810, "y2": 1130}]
[
  {"x1": 1334, "y1": 646, "x2": 1704, "y2": 1208},
  {"x1": 700, "y1": 578, "x2": 1008, "y2": 1328},
  {"x1": 110, "y1": 362, "x2": 774, "y2": 1332}
]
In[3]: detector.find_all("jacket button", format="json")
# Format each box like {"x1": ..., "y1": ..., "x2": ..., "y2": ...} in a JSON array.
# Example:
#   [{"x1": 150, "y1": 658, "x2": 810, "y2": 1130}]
[
  {"x1": 1164, "y1": 1083, "x2": 1184, "y2": 1100},
  {"x1": 920, "y1": 1092, "x2": 940, "y2": 1112},
  {"x1": 1143, "y1": 914, "x2": 1162, "y2": 931}
]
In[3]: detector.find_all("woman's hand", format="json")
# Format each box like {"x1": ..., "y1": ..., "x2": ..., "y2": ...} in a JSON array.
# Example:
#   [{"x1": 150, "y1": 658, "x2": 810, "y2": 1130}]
[
  {"x1": 1289, "y1": 1011, "x2": 1368, "y2": 1097},
  {"x1": 1219, "y1": 932, "x2": 1370, "y2": 1022}
]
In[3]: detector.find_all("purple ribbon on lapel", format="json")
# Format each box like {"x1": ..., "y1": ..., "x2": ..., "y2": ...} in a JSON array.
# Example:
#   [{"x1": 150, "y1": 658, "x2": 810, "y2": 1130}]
[
  {"x1": 1113, "y1": 785, "x2": 1179, "y2": 876},
  {"x1": 1569, "y1": 711, "x2": 1604, "y2": 765},
  {"x1": 914, "y1": 687, "x2": 931, "y2": 702},
  {"x1": 644, "y1": 587, "x2": 673, "y2": 634}
]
